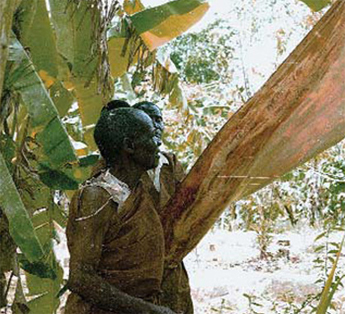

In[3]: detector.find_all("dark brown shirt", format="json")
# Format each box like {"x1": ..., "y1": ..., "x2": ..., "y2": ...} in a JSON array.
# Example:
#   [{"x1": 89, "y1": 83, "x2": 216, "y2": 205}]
[{"x1": 65, "y1": 172, "x2": 165, "y2": 314}]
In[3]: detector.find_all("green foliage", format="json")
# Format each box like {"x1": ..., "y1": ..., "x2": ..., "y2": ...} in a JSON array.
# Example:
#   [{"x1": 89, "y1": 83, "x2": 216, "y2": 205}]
[
  {"x1": 0, "y1": 0, "x2": 342, "y2": 312},
  {"x1": 315, "y1": 232, "x2": 345, "y2": 314},
  {"x1": 131, "y1": 0, "x2": 207, "y2": 35},
  {"x1": 0, "y1": 151, "x2": 44, "y2": 263},
  {"x1": 0, "y1": 0, "x2": 211, "y2": 312},
  {"x1": 7, "y1": 35, "x2": 77, "y2": 168},
  {"x1": 170, "y1": 20, "x2": 236, "y2": 84}
]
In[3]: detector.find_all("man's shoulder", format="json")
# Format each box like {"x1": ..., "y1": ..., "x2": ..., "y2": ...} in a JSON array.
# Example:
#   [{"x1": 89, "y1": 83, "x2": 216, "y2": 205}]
[{"x1": 84, "y1": 170, "x2": 131, "y2": 209}]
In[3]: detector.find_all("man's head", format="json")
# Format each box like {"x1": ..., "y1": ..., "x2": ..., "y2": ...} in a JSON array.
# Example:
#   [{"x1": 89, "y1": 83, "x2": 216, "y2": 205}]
[
  {"x1": 94, "y1": 107, "x2": 161, "y2": 170},
  {"x1": 133, "y1": 101, "x2": 164, "y2": 138}
]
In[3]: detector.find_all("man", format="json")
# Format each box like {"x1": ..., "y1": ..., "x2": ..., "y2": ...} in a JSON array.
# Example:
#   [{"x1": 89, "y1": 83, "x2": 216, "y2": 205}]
[
  {"x1": 91, "y1": 100, "x2": 194, "y2": 314},
  {"x1": 133, "y1": 102, "x2": 194, "y2": 314},
  {"x1": 65, "y1": 108, "x2": 176, "y2": 314}
]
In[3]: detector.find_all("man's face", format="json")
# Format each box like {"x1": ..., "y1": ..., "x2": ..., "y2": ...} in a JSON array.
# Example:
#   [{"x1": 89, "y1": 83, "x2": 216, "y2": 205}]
[
  {"x1": 140, "y1": 105, "x2": 164, "y2": 138},
  {"x1": 131, "y1": 118, "x2": 162, "y2": 170}
]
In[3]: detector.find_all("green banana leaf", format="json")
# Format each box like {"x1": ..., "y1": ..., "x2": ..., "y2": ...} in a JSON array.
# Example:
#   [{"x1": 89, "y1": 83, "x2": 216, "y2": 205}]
[
  {"x1": 18, "y1": 0, "x2": 74, "y2": 117},
  {"x1": 0, "y1": 151, "x2": 44, "y2": 262},
  {"x1": 25, "y1": 205, "x2": 65, "y2": 314},
  {"x1": 49, "y1": 0, "x2": 112, "y2": 149},
  {"x1": 38, "y1": 154, "x2": 100, "y2": 190},
  {"x1": 18, "y1": 0, "x2": 59, "y2": 78},
  {"x1": 48, "y1": 0, "x2": 74, "y2": 65},
  {"x1": 8, "y1": 34, "x2": 77, "y2": 168}
]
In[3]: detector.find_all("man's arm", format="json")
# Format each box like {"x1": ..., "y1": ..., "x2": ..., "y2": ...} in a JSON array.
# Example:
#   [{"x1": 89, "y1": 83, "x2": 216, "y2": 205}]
[{"x1": 67, "y1": 186, "x2": 176, "y2": 314}]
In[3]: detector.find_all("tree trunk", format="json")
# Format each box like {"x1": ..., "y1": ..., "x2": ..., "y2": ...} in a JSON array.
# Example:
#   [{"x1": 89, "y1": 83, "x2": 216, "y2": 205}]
[
  {"x1": 162, "y1": 0, "x2": 345, "y2": 265},
  {"x1": 0, "y1": 0, "x2": 17, "y2": 101}
]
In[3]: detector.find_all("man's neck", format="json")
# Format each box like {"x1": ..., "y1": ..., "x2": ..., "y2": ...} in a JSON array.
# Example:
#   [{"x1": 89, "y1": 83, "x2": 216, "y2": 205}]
[{"x1": 108, "y1": 161, "x2": 146, "y2": 189}]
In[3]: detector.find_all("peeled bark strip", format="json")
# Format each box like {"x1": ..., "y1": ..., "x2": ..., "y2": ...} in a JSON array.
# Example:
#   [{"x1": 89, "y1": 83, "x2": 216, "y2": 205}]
[
  {"x1": 0, "y1": 0, "x2": 17, "y2": 101},
  {"x1": 162, "y1": 0, "x2": 345, "y2": 265}
]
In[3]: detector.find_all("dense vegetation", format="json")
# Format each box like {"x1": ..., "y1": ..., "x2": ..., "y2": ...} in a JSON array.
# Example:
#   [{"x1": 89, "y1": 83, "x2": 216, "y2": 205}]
[{"x1": 0, "y1": 0, "x2": 343, "y2": 313}]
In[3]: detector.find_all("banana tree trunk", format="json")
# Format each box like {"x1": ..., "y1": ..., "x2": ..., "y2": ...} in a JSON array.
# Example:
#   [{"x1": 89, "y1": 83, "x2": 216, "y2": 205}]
[
  {"x1": 162, "y1": 0, "x2": 345, "y2": 266},
  {"x1": 0, "y1": 0, "x2": 17, "y2": 101}
]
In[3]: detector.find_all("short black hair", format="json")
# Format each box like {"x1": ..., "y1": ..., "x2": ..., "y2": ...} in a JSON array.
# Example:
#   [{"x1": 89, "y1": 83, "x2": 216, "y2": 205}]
[
  {"x1": 133, "y1": 101, "x2": 157, "y2": 111},
  {"x1": 94, "y1": 108, "x2": 152, "y2": 165},
  {"x1": 101, "y1": 100, "x2": 130, "y2": 114}
]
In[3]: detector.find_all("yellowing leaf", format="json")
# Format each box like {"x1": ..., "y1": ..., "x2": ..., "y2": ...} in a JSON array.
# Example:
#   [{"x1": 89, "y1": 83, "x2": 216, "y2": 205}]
[
  {"x1": 124, "y1": 0, "x2": 145, "y2": 15},
  {"x1": 108, "y1": 0, "x2": 208, "y2": 78},
  {"x1": 73, "y1": 168, "x2": 83, "y2": 179},
  {"x1": 9, "y1": 35, "x2": 77, "y2": 167},
  {"x1": 38, "y1": 70, "x2": 56, "y2": 89}
]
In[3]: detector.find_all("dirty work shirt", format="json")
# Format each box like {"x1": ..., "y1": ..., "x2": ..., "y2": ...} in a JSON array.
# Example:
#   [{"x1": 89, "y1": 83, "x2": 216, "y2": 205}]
[
  {"x1": 148, "y1": 152, "x2": 194, "y2": 314},
  {"x1": 65, "y1": 171, "x2": 165, "y2": 314},
  {"x1": 90, "y1": 153, "x2": 194, "y2": 314}
]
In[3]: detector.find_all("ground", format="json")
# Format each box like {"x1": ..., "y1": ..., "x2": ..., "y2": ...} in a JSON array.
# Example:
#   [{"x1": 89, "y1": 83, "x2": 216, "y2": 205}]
[{"x1": 183, "y1": 224, "x2": 345, "y2": 313}]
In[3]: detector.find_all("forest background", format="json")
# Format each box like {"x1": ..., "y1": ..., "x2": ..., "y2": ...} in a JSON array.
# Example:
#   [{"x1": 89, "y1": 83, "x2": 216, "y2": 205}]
[{"x1": 0, "y1": 0, "x2": 344, "y2": 313}]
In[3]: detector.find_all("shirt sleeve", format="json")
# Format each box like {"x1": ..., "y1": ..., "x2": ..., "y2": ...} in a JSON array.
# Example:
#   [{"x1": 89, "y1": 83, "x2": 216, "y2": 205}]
[{"x1": 67, "y1": 186, "x2": 120, "y2": 270}]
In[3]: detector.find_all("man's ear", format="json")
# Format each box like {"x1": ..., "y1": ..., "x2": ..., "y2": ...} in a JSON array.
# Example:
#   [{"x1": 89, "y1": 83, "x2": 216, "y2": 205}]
[{"x1": 123, "y1": 137, "x2": 135, "y2": 154}]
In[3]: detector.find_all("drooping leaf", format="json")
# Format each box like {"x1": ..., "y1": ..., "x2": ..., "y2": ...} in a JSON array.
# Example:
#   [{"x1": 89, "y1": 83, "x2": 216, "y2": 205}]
[
  {"x1": 107, "y1": 0, "x2": 209, "y2": 78},
  {"x1": 169, "y1": 81, "x2": 189, "y2": 116},
  {"x1": 8, "y1": 34, "x2": 77, "y2": 168},
  {"x1": 48, "y1": 0, "x2": 74, "y2": 65},
  {"x1": 299, "y1": 0, "x2": 331, "y2": 12},
  {"x1": 15, "y1": 167, "x2": 51, "y2": 217},
  {"x1": 31, "y1": 207, "x2": 67, "y2": 230},
  {"x1": 107, "y1": 19, "x2": 150, "y2": 79},
  {"x1": 50, "y1": 81, "x2": 75, "y2": 117},
  {"x1": 17, "y1": 0, "x2": 74, "y2": 116},
  {"x1": 0, "y1": 151, "x2": 44, "y2": 262},
  {"x1": 153, "y1": 49, "x2": 179, "y2": 95},
  {"x1": 18, "y1": 0, "x2": 59, "y2": 79},
  {"x1": 49, "y1": 0, "x2": 113, "y2": 149},
  {"x1": 130, "y1": 0, "x2": 210, "y2": 50}
]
